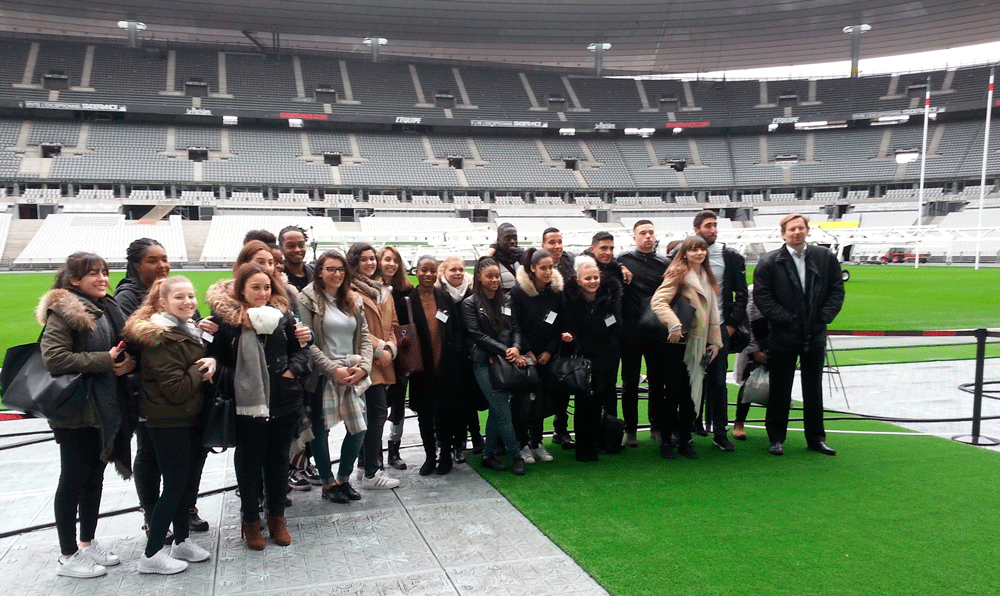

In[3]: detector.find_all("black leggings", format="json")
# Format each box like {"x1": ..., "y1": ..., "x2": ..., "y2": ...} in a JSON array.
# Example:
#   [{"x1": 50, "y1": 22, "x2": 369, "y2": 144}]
[
  {"x1": 145, "y1": 426, "x2": 202, "y2": 556},
  {"x1": 135, "y1": 421, "x2": 208, "y2": 521},
  {"x1": 53, "y1": 427, "x2": 107, "y2": 556},
  {"x1": 234, "y1": 412, "x2": 298, "y2": 523}
]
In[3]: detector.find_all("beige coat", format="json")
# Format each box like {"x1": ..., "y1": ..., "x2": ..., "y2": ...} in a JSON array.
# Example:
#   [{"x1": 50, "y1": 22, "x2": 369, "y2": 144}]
[
  {"x1": 351, "y1": 277, "x2": 399, "y2": 386},
  {"x1": 651, "y1": 268, "x2": 722, "y2": 348}
]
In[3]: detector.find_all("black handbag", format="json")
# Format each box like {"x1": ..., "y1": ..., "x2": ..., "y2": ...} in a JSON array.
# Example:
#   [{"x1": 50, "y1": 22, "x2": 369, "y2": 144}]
[
  {"x1": 546, "y1": 353, "x2": 592, "y2": 394},
  {"x1": 515, "y1": 389, "x2": 554, "y2": 421},
  {"x1": 202, "y1": 372, "x2": 236, "y2": 450},
  {"x1": 0, "y1": 341, "x2": 89, "y2": 424},
  {"x1": 598, "y1": 411, "x2": 626, "y2": 454},
  {"x1": 488, "y1": 356, "x2": 540, "y2": 391},
  {"x1": 638, "y1": 294, "x2": 695, "y2": 341}
]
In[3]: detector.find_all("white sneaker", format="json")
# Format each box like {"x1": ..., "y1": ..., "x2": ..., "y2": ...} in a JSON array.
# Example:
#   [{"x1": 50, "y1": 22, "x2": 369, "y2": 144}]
[
  {"x1": 137, "y1": 549, "x2": 189, "y2": 575},
  {"x1": 56, "y1": 551, "x2": 106, "y2": 578},
  {"x1": 361, "y1": 470, "x2": 400, "y2": 490},
  {"x1": 79, "y1": 541, "x2": 120, "y2": 566},
  {"x1": 531, "y1": 444, "x2": 554, "y2": 462},
  {"x1": 519, "y1": 446, "x2": 536, "y2": 464},
  {"x1": 354, "y1": 467, "x2": 365, "y2": 482},
  {"x1": 170, "y1": 539, "x2": 211, "y2": 562}
]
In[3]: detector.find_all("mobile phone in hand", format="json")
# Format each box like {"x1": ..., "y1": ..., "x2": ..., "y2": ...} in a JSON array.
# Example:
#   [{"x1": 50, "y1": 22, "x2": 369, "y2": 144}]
[{"x1": 113, "y1": 341, "x2": 127, "y2": 363}]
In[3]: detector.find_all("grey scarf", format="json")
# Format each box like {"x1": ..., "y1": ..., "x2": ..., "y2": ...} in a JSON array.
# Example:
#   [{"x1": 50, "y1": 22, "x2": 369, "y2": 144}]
[{"x1": 235, "y1": 328, "x2": 270, "y2": 417}]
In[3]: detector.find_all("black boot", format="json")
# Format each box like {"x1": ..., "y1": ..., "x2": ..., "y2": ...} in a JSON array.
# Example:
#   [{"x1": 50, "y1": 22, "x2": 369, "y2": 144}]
[
  {"x1": 189, "y1": 507, "x2": 209, "y2": 532},
  {"x1": 470, "y1": 432, "x2": 485, "y2": 454},
  {"x1": 419, "y1": 450, "x2": 437, "y2": 476},
  {"x1": 387, "y1": 440, "x2": 407, "y2": 470},
  {"x1": 436, "y1": 449, "x2": 453, "y2": 475}
]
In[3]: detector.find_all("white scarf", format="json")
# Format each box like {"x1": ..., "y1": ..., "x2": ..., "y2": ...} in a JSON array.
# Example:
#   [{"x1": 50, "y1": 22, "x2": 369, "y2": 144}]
[
  {"x1": 247, "y1": 305, "x2": 283, "y2": 335},
  {"x1": 440, "y1": 276, "x2": 469, "y2": 304}
]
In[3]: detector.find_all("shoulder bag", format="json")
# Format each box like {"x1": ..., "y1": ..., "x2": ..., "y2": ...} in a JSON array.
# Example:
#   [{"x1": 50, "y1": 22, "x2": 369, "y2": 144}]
[
  {"x1": 546, "y1": 350, "x2": 592, "y2": 395},
  {"x1": 638, "y1": 294, "x2": 695, "y2": 341},
  {"x1": 202, "y1": 371, "x2": 236, "y2": 450},
  {"x1": 0, "y1": 339, "x2": 89, "y2": 425},
  {"x1": 393, "y1": 296, "x2": 424, "y2": 378},
  {"x1": 488, "y1": 356, "x2": 540, "y2": 391}
]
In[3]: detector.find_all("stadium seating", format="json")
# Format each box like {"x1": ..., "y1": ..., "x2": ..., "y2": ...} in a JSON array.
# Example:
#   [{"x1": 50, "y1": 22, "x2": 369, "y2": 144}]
[{"x1": 14, "y1": 214, "x2": 187, "y2": 268}]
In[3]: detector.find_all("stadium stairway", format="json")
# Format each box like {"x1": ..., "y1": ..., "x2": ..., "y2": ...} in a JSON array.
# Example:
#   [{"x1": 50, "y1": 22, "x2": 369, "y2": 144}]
[{"x1": 1, "y1": 220, "x2": 43, "y2": 266}]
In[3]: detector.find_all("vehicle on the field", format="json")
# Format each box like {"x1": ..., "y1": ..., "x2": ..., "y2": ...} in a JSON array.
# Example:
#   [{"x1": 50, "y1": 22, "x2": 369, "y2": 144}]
[{"x1": 880, "y1": 247, "x2": 929, "y2": 264}]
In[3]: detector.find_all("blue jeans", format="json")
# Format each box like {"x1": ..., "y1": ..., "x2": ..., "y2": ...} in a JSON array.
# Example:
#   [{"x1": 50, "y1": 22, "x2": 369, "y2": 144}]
[{"x1": 473, "y1": 363, "x2": 521, "y2": 460}]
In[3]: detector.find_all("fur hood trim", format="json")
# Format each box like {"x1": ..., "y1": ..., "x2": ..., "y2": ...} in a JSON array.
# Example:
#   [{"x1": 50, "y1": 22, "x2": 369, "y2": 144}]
[
  {"x1": 205, "y1": 277, "x2": 289, "y2": 329},
  {"x1": 515, "y1": 264, "x2": 564, "y2": 297},
  {"x1": 123, "y1": 312, "x2": 183, "y2": 347},
  {"x1": 35, "y1": 289, "x2": 99, "y2": 331}
]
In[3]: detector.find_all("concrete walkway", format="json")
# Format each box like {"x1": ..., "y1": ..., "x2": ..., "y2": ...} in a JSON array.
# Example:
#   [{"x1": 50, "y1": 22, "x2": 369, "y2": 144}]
[{"x1": 0, "y1": 417, "x2": 609, "y2": 596}]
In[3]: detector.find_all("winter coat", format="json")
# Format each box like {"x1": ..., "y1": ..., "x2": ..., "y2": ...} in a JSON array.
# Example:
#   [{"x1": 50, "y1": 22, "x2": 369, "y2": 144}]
[
  {"x1": 123, "y1": 312, "x2": 209, "y2": 428},
  {"x1": 618, "y1": 249, "x2": 669, "y2": 323},
  {"x1": 399, "y1": 287, "x2": 464, "y2": 411},
  {"x1": 650, "y1": 268, "x2": 723, "y2": 348},
  {"x1": 753, "y1": 244, "x2": 845, "y2": 352},
  {"x1": 510, "y1": 265, "x2": 565, "y2": 358},
  {"x1": 562, "y1": 275, "x2": 623, "y2": 373},
  {"x1": 205, "y1": 280, "x2": 311, "y2": 420},
  {"x1": 351, "y1": 276, "x2": 398, "y2": 386},
  {"x1": 297, "y1": 282, "x2": 373, "y2": 394},
  {"x1": 113, "y1": 275, "x2": 147, "y2": 318},
  {"x1": 36, "y1": 288, "x2": 135, "y2": 479}
]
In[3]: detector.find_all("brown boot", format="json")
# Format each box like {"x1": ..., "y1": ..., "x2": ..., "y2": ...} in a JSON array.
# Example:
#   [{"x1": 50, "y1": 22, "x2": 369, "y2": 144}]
[
  {"x1": 733, "y1": 422, "x2": 747, "y2": 441},
  {"x1": 241, "y1": 520, "x2": 266, "y2": 551},
  {"x1": 266, "y1": 515, "x2": 291, "y2": 547}
]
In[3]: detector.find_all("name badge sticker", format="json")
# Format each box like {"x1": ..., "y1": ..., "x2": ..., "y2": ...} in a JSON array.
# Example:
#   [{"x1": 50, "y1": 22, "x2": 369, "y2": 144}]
[
  {"x1": 201, "y1": 331, "x2": 215, "y2": 343},
  {"x1": 604, "y1": 315, "x2": 617, "y2": 327},
  {"x1": 502, "y1": 306, "x2": 512, "y2": 317},
  {"x1": 544, "y1": 311, "x2": 557, "y2": 325},
  {"x1": 435, "y1": 310, "x2": 449, "y2": 323}
]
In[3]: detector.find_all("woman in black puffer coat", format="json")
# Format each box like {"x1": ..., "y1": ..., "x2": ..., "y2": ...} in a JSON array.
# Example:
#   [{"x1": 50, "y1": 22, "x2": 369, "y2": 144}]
[
  {"x1": 561, "y1": 255, "x2": 623, "y2": 462},
  {"x1": 509, "y1": 248, "x2": 566, "y2": 463}
]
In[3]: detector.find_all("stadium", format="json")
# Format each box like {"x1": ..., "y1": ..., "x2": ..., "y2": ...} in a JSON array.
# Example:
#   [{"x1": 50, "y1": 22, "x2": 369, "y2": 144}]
[{"x1": 0, "y1": 1, "x2": 998, "y2": 595}]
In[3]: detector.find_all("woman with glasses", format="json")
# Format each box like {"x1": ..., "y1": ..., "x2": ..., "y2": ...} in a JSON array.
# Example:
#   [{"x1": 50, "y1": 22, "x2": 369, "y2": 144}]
[{"x1": 297, "y1": 251, "x2": 374, "y2": 503}]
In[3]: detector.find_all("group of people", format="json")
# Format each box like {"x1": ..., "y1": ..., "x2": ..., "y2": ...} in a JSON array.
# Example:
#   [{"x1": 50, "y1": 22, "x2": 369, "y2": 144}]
[{"x1": 36, "y1": 210, "x2": 844, "y2": 580}]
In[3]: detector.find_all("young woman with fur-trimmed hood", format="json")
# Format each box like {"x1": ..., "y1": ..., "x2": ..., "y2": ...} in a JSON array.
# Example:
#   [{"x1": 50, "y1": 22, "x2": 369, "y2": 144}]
[
  {"x1": 37, "y1": 252, "x2": 136, "y2": 579},
  {"x1": 122, "y1": 276, "x2": 216, "y2": 573},
  {"x1": 509, "y1": 248, "x2": 567, "y2": 464},
  {"x1": 205, "y1": 263, "x2": 311, "y2": 551}
]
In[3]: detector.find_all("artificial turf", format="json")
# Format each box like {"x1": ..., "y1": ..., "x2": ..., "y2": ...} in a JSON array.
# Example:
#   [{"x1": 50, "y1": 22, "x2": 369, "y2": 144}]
[{"x1": 471, "y1": 412, "x2": 999, "y2": 596}]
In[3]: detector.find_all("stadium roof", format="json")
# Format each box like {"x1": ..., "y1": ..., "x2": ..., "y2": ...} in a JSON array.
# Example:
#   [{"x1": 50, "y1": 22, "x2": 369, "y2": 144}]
[{"x1": 3, "y1": 0, "x2": 999, "y2": 75}]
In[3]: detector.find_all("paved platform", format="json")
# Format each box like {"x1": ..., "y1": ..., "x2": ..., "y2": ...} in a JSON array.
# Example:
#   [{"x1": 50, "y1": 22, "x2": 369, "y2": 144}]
[{"x1": 0, "y1": 417, "x2": 609, "y2": 596}]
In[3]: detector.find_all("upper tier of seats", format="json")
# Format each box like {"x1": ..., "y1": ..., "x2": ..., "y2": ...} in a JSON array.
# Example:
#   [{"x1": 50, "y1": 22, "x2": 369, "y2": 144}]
[{"x1": 1, "y1": 38, "x2": 993, "y2": 124}]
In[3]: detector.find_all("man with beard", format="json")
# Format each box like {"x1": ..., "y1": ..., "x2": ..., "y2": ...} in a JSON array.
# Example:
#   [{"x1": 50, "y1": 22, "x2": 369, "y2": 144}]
[
  {"x1": 486, "y1": 223, "x2": 525, "y2": 293},
  {"x1": 279, "y1": 226, "x2": 313, "y2": 292}
]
